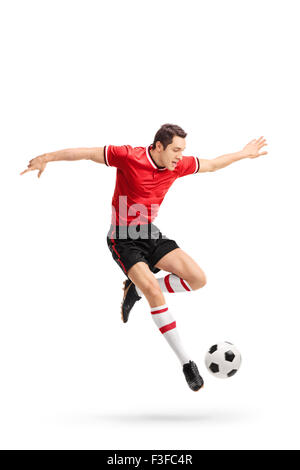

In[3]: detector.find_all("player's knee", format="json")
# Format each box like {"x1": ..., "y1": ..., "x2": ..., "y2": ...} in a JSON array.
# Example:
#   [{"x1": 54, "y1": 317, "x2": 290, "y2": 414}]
[{"x1": 141, "y1": 279, "x2": 162, "y2": 298}]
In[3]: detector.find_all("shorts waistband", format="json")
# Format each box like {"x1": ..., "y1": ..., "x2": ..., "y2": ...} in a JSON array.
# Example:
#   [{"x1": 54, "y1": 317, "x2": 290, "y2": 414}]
[{"x1": 107, "y1": 223, "x2": 161, "y2": 240}]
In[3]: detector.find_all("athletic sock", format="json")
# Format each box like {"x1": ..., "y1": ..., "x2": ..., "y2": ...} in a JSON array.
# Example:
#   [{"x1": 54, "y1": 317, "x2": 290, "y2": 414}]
[
  {"x1": 135, "y1": 274, "x2": 192, "y2": 297},
  {"x1": 158, "y1": 273, "x2": 193, "y2": 293},
  {"x1": 150, "y1": 304, "x2": 191, "y2": 365}
]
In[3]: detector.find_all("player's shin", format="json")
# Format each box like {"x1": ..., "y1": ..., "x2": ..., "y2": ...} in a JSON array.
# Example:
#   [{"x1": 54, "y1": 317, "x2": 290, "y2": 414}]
[{"x1": 150, "y1": 304, "x2": 191, "y2": 365}]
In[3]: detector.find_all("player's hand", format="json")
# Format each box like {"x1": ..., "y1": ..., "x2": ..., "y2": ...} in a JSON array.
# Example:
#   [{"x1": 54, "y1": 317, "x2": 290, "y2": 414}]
[
  {"x1": 241, "y1": 137, "x2": 268, "y2": 159},
  {"x1": 20, "y1": 154, "x2": 48, "y2": 178}
]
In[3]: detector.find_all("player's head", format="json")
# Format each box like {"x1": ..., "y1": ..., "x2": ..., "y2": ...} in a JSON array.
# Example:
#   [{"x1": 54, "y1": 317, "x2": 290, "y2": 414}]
[{"x1": 151, "y1": 123, "x2": 187, "y2": 171}]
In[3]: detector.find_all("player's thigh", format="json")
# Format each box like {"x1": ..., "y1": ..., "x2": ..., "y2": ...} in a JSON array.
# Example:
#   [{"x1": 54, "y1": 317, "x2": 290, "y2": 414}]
[
  {"x1": 127, "y1": 261, "x2": 162, "y2": 297},
  {"x1": 154, "y1": 248, "x2": 207, "y2": 288}
]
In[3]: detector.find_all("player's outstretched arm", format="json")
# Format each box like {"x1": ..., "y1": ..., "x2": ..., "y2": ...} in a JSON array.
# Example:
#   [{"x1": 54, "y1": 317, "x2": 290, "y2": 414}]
[
  {"x1": 20, "y1": 147, "x2": 105, "y2": 178},
  {"x1": 197, "y1": 137, "x2": 268, "y2": 173}
]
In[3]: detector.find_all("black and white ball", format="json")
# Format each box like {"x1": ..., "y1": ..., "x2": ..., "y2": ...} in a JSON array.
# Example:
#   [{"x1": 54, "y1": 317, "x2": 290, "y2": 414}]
[{"x1": 205, "y1": 342, "x2": 242, "y2": 379}]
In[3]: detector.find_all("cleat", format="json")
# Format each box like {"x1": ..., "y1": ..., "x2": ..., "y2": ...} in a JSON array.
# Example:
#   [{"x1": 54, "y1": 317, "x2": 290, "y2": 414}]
[
  {"x1": 182, "y1": 360, "x2": 204, "y2": 391},
  {"x1": 120, "y1": 279, "x2": 141, "y2": 323}
]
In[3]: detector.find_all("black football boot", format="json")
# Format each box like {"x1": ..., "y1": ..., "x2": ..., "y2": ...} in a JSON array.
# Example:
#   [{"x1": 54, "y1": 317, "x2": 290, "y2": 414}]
[
  {"x1": 120, "y1": 279, "x2": 142, "y2": 323},
  {"x1": 182, "y1": 360, "x2": 204, "y2": 391}
]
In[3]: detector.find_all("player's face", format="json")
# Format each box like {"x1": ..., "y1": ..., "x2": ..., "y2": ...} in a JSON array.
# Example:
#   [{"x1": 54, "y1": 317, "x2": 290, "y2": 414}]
[{"x1": 159, "y1": 136, "x2": 186, "y2": 171}]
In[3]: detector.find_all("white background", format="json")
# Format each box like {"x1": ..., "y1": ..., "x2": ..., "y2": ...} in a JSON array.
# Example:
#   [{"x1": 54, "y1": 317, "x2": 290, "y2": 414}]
[{"x1": 1, "y1": 0, "x2": 299, "y2": 450}]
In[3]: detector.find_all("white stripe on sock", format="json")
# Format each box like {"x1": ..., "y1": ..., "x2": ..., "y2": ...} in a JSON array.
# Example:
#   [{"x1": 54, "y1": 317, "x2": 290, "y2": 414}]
[
  {"x1": 135, "y1": 274, "x2": 193, "y2": 297},
  {"x1": 151, "y1": 306, "x2": 173, "y2": 329},
  {"x1": 168, "y1": 274, "x2": 192, "y2": 292}
]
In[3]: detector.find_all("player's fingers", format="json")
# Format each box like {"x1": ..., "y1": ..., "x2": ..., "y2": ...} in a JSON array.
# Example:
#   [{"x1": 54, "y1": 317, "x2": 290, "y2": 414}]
[
  {"x1": 258, "y1": 141, "x2": 267, "y2": 148},
  {"x1": 256, "y1": 136, "x2": 264, "y2": 143},
  {"x1": 38, "y1": 165, "x2": 46, "y2": 177},
  {"x1": 258, "y1": 151, "x2": 268, "y2": 156},
  {"x1": 20, "y1": 168, "x2": 32, "y2": 175}
]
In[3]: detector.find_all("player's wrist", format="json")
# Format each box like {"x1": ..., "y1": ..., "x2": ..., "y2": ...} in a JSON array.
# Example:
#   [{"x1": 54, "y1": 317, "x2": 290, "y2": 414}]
[
  {"x1": 238, "y1": 149, "x2": 250, "y2": 159},
  {"x1": 43, "y1": 152, "x2": 54, "y2": 163}
]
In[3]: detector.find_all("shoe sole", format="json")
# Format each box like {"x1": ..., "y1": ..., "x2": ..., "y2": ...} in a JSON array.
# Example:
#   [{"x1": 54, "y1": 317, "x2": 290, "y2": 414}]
[{"x1": 120, "y1": 280, "x2": 132, "y2": 323}]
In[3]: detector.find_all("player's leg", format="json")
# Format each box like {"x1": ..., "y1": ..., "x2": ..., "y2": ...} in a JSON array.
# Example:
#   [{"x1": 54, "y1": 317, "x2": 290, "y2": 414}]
[
  {"x1": 127, "y1": 261, "x2": 203, "y2": 391},
  {"x1": 154, "y1": 247, "x2": 207, "y2": 291},
  {"x1": 127, "y1": 261, "x2": 164, "y2": 307},
  {"x1": 127, "y1": 261, "x2": 190, "y2": 365}
]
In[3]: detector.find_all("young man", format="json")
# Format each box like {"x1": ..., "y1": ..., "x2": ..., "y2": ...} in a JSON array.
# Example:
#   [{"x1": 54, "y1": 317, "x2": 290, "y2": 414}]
[{"x1": 20, "y1": 124, "x2": 268, "y2": 391}]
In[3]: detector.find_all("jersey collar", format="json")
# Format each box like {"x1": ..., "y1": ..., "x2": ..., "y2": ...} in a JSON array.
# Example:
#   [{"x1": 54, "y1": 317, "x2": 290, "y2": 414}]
[{"x1": 146, "y1": 145, "x2": 167, "y2": 171}]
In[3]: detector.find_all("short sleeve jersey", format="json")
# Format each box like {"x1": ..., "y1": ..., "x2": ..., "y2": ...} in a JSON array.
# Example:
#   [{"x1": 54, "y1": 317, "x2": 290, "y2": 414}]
[{"x1": 104, "y1": 144, "x2": 200, "y2": 225}]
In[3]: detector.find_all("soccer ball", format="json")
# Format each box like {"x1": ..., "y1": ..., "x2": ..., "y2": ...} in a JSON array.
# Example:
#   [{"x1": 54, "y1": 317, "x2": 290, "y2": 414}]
[{"x1": 205, "y1": 342, "x2": 242, "y2": 379}]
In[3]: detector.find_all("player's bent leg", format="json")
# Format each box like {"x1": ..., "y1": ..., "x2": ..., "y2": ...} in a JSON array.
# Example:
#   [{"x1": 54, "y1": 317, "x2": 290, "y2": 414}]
[
  {"x1": 154, "y1": 248, "x2": 207, "y2": 292},
  {"x1": 121, "y1": 261, "x2": 164, "y2": 323},
  {"x1": 127, "y1": 261, "x2": 165, "y2": 308}
]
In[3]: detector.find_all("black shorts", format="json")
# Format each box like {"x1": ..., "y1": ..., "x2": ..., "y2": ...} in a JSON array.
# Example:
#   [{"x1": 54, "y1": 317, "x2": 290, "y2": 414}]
[{"x1": 106, "y1": 223, "x2": 180, "y2": 279}]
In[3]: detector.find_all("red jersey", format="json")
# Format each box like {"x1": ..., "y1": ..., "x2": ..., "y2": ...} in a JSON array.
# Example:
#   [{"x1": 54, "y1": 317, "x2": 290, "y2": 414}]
[{"x1": 104, "y1": 144, "x2": 200, "y2": 226}]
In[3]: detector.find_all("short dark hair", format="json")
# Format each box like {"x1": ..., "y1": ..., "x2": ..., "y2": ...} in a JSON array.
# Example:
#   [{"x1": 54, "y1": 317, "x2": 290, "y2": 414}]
[{"x1": 152, "y1": 123, "x2": 187, "y2": 150}]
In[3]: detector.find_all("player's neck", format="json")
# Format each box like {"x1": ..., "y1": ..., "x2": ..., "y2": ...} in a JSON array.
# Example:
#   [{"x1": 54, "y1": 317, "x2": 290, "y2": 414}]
[{"x1": 149, "y1": 147, "x2": 165, "y2": 169}]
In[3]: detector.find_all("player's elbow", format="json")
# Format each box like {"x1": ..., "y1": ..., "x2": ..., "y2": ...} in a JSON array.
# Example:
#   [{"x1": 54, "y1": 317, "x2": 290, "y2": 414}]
[{"x1": 209, "y1": 160, "x2": 218, "y2": 172}]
